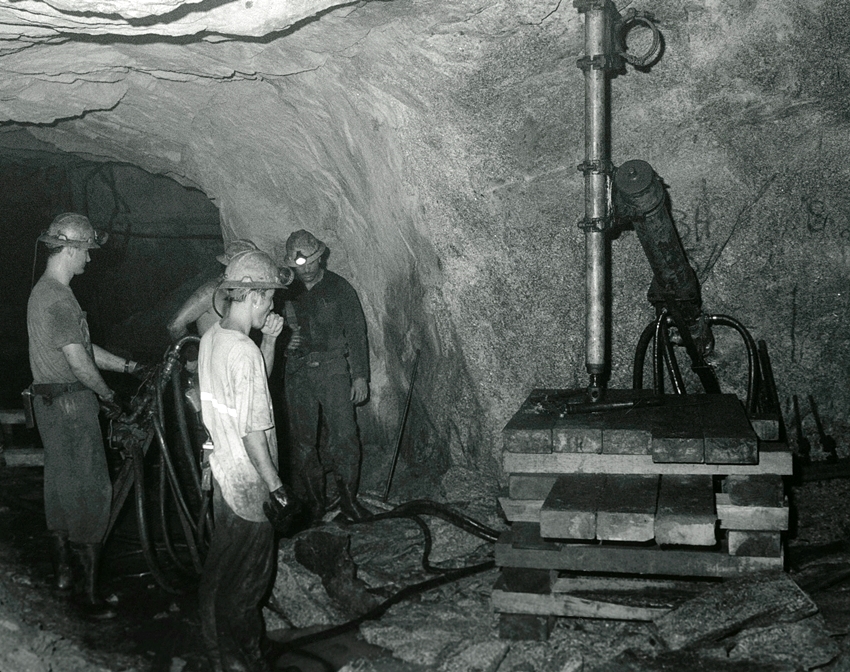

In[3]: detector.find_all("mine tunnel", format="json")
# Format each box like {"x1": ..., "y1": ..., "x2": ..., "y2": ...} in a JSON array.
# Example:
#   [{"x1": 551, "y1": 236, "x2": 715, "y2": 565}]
[{"x1": 1, "y1": 0, "x2": 850, "y2": 671}]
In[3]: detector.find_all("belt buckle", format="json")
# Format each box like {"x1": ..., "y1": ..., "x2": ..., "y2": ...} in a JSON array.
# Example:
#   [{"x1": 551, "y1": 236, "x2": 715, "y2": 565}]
[{"x1": 306, "y1": 361, "x2": 320, "y2": 368}]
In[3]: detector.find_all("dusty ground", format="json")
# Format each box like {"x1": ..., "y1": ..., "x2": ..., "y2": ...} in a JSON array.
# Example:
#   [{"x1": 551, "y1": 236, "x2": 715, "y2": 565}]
[{"x1": 1, "y1": 453, "x2": 850, "y2": 672}]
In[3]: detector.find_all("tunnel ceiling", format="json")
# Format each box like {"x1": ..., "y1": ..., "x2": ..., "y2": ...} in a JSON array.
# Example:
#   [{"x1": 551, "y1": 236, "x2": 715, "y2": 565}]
[{"x1": 2, "y1": 0, "x2": 850, "y2": 495}]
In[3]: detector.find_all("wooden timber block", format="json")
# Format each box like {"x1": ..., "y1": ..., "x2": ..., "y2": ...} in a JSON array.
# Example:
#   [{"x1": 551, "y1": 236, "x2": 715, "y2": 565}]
[
  {"x1": 724, "y1": 474, "x2": 784, "y2": 506},
  {"x1": 508, "y1": 474, "x2": 558, "y2": 500},
  {"x1": 494, "y1": 568, "x2": 554, "y2": 641},
  {"x1": 552, "y1": 413, "x2": 603, "y2": 453},
  {"x1": 498, "y1": 496, "x2": 542, "y2": 523},
  {"x1": 716, "y1": 493, "x2": 788, "y2": 531},
  {"x1": 651, "y1": 398, "x2": 704, "y2": 463},
  {"x1": 717, "y1": 474, "x2": 788, "y2": 531},
  {"x1": 540, "y1": 473, "x2": 605, "y2": 540},
  {"x1": 653, "y1": 571, "x2": 817, "y2": 651},
  {"x1": 727, "y1": 530, "x2": 782, "y2": 557},
  {"x1": 492, "y1": 579, "x2": 670, "y2": 621},
  {"x1": 509, "y1": 523, "x2": 560, "y2": 551},
  {"x1": 504, "y1": 448, "x2": 793, "y2": 476},
  {"x1": 702, "y1": 394, "x2": 758, "y2": 464},
  {"x1": 551, "y1": 573, "x2": 714, "y2": 596},
  {"x1": 655, "y1": 475, "x2": 717, "y2": 546},
  {"x1": 502, "y1": 395, "x2": 555, "y2": 454},
  {"x1": 2, "y1": 447, "x2": 44, "y2": 467},
  {"x1": 749, "y1": 413, "x2": 781, "y2": 442},
  {"x1": 495, "y1": 536, "x2": 784, "y2": 577},
  {"x1": 596, "y1": 474, "x2": 658, "y2": 542}
]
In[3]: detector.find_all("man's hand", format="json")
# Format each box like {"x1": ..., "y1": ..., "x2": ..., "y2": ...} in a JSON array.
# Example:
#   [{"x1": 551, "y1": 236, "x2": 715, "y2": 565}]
[
  {"x1": 130, "y1": 362, "x2": 155, "y2": 381},
  {"x1": 261, "y1": 312, "x2": 284, "y2": 339},
  {"x1": 98, "y1": 393, "x2": 124, "y2": 420},
  {"x1": 350, "y1": 377, "x2": 369, "y2": 405},
  {"x1": 286, "y1": 326, "x2": 303, "y2": 351},
  {"x1": 263, "y1": 484, "x2": 301, "y2": 537}
]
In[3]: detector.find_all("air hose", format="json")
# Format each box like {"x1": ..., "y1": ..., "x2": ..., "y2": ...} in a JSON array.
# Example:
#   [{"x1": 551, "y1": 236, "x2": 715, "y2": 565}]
[{"x1": 268, "y1": 498, "x2": 502, "y2": 656}]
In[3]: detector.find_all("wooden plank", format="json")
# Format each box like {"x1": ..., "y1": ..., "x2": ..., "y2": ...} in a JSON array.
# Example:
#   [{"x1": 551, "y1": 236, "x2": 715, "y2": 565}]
[
  {"x1": 508, "y1": 474, "x2": 558, "y2": 500},
  {"x1": 717, "y1": 474, "x2": 787, "y2": 531},
  {"x1": 723, "y1": 474, "x2": 784, "y2": 507},
  {"x1": 0, "y1": 409, "x2": 26, "y2": 424},
  {"x1": 653, "y1": 572, "x2": 817, "y2": 651},
  {"x1": 494, "y1": 568, "x2": 554, "y2": 641},
  {"x1": 727, "y1": 530, "x2": 782, "y2": 557},
  {"x1": 715, "y1": 493, "x2": 789, "y2": 531},
  {"x1": 502, "y1": 397, "x2": 555, "y2": 454},
  {"x1": 495, "y1": 529, "x2": 784, "y2": 577},
  {"x1": 655, "y1": 475, "x2": 717, "y2": 546},
  {"x1": 749, "y1": 413, "x2": 780, "y2": 442},
  {"x1": 539, "y1": 474, "x2": 605, "y2": 540},
  {"x1": 503, "y1": 449, "x2": 793, "y2": 476},
  {"x1": 595, "y1": 474, "x2": 658, "y2": 542},
  {"x1": 492, "y1": 586, "x2": 669, "y2": 621},
  {"x1": 551, "y1": 574, "x2": 712, "y2": 594},
  {"x1": 651, "y1": 399, "x2": 704, "y2": 463},
  {"x1": 552, "y1": 414, "x2": 603, "y2": 453},
  {"x1": 498, "y1": 497, "x2": 542, "y2": 523},
  {"x1": 702, "y1": 394, "x2": 758, "y2": 464},
  {"x1": 2, "y1": 447, "x2": 44, "y2": 467}
]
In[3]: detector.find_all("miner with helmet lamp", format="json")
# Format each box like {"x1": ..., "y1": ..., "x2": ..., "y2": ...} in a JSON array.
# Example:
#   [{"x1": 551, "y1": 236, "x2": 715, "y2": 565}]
[
  {"x1": 167, "y1": 238, "x2": 295, "y2": 342},
  {"x1": 26, "y1": 213, "x2": 145, "y2": 619},
  {"x1": 196, "y1": 249, "x2": 299, "y2": 672},
  {"x1": 281, "y1": 229, "x2": 372, "y2": 526}
]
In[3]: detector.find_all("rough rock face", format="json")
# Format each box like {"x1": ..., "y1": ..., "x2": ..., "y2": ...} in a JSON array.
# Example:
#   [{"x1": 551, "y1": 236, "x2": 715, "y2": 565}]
[{"x1": 2, "y1": 0, "x2": 850, "y2": 497}]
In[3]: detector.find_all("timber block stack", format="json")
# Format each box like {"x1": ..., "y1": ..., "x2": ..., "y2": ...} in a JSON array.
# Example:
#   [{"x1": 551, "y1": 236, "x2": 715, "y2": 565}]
[{"x1": 494, "y1": 388, "x2": 791, "y2": 635}]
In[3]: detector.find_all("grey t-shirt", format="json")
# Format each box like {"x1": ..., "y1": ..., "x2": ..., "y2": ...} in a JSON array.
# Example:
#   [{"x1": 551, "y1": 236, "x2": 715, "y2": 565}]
[{"x1": 27, "y1": 276, "x2": 92, "y2": 385}]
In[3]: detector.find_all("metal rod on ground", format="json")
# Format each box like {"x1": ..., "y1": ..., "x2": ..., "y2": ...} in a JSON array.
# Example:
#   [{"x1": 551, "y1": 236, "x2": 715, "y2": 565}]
[{"x1": 383, "y1": 348, "x2": 421, "y2": 503}]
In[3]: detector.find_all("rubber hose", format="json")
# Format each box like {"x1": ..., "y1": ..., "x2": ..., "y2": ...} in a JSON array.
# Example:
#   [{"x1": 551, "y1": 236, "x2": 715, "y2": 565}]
[
  {"x1": 268, "y1": 559, "x2": 495, "y2": 655},
  {"x1": 154, "y1": 389, "x2": 199, "y2": 538},
  {"x1": 152, "y1": 412, "x2": 204, "y2": 574},
  {"x1": 658, "y1": 316, "x2": 686, "y2": 395},
  {"x1": 157, "y1": 448, "x2": 192, "y2": 576},
  {"x1": 356, "y1": 499, "x2": 501, "y2": 543},
  {"x1": 171, "y1": 366, "x2": 202, "y2": 501},
  {"x1": 130, "y1": 436, "x2": 181, "y2": 594},
  {"x1": 706, "y1": 314, "x2": 759, "y2": 413},
  {"x1": 632, "y1": 319, "x2": 656, "y2": 390}
]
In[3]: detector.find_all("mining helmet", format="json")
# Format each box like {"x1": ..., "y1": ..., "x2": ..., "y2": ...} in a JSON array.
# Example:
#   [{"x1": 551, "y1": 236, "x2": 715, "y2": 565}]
[
  {"x1": 38, "y1": 213, "x2": 107, "y2": 249},
  {"x1": 284, "y1": 229, "x2": 326, "y2": 267},
  {"x1": 215, "y1": 238, "x2": 260, "y2": 265},
  {"x1": 220, "y1": 250, "x2": 287, "y2": 290}
]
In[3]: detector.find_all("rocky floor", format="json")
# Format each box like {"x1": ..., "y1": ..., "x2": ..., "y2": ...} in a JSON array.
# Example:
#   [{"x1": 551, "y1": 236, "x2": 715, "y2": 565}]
[{"x1": 0, "y1": 454, "x2": 849, "y2": 672}]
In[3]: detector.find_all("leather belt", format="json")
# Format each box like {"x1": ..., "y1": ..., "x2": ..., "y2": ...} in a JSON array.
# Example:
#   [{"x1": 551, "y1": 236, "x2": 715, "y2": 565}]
[{"x1": 31, "y1": 381, "x2": 87, "y2": 405}]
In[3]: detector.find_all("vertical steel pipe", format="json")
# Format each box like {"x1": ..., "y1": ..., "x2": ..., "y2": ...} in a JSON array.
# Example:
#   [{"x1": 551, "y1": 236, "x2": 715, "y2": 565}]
[{"x1": 576, "y1": 0, "x2": 620, "y2": 396}]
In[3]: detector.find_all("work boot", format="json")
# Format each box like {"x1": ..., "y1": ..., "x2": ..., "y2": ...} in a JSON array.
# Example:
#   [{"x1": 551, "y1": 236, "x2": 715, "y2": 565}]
[
  {"x1": 71, "y1": 542, "x2": 117, "y2": 620},
  {"x1": 48, "y1": 531, "x2": 73, "y2": 591},
  {"x1": 336, "y1": 480, "x2": 372, "y2": 523}
]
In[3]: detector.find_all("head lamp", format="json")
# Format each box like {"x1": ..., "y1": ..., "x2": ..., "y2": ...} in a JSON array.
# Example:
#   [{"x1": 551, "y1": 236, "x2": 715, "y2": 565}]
[{"x1": 295, "y1": 254, "x2": 307, "y2": 266}]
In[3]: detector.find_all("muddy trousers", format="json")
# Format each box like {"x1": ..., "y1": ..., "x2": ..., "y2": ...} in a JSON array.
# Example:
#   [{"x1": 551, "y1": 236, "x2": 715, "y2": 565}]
[
  {"x1": 33, "y1": 389, "x2": 112, "y2": 544},
  {"x1": 285, "y1": 363, "x2": 361, "y2": 503},
  {"x1": 199, "y1": 483, "x2": 275, "y2": 672}
]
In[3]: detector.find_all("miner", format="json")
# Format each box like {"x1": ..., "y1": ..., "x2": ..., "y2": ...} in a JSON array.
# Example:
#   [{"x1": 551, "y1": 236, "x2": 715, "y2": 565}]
[
  {"x1": 197, "y1": 249, "x2": 299, "y2": 672},
  {"x1": 281, "y1": 229, "x2": 371, "y2": 525},
  {"x1": 27, "y1": 212, "x2": 143, "y2": 619},
  {"x1": 167, "y1": 238, "x2": 263, "y2": 342}
]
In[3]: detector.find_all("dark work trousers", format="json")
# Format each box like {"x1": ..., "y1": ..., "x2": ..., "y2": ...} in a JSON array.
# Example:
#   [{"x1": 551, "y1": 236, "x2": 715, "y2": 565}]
[
  {"x1": 33, "y1": 389, "x2": 111, "y2": 545},
  {"x1": 284, "y1": 358, "x2": 361, "y2": 500},
  {"x1": 199, "y1": 481, "x2": 275, "y2": 672}
]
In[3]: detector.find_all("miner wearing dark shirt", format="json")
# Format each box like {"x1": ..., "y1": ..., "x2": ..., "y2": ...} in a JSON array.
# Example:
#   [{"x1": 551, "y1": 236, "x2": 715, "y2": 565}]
[{"x1": 281, "y1": 229, "x2": 371, "y2": 525}]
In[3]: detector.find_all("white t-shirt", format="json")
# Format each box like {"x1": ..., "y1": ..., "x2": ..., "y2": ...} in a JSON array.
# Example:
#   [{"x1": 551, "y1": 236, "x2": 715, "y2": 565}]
[{"x1": 198, "y1": 322, "x2": 278, "y2": 522}]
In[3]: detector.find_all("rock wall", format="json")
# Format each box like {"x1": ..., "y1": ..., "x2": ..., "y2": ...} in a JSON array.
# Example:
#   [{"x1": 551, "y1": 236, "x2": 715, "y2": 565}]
[{"x1": 1, "y1": 0, "x2": 849, "y2": 497}]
